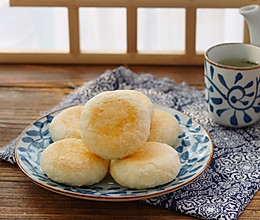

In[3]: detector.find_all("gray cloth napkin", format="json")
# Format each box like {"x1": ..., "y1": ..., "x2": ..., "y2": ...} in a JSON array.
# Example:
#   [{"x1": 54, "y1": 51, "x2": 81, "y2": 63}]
[{"x1": 1, "y1": 66, "x2": 259, "y2": 220}]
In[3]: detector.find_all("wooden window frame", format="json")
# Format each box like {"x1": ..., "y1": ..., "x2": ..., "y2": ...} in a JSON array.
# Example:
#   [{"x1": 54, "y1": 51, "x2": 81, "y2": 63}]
[{"x1": 0, "y1": 0, "x2": 255, "y2": 65}]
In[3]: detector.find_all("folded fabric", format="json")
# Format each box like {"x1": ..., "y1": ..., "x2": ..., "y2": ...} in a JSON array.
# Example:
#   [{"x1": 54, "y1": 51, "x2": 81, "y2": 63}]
[{"x1": 0, "y1": 66, "x2": 259, "y2": 220}]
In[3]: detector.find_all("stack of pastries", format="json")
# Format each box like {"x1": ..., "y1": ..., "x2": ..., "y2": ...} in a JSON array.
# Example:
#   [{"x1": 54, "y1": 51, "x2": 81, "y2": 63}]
[{"x1": 40, "y1": 90, "x2": 181, "y2": 189}]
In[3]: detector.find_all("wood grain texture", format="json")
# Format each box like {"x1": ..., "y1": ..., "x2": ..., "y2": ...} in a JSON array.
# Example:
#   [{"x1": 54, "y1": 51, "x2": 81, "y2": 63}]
[{"x1": 0, "y1": 64, "x2": 258, "y2": 219}]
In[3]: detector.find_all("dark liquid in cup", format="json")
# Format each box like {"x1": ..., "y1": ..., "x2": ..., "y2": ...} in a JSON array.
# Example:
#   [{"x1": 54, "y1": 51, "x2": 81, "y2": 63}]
[{"x1": 218, "y1": 58, "x2": 259, "y2": 67}]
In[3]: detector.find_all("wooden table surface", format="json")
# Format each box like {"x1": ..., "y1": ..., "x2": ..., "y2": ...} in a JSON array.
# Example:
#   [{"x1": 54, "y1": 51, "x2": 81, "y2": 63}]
[{"x1": 0, "y1": 64, "x2": 259, "y2": 219}]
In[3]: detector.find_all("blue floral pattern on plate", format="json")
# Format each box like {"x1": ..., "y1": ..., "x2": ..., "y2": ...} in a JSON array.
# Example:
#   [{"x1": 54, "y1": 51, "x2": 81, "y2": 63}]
[{"x1": 15, "y1": 104, "x2": 213, "y2": 201}]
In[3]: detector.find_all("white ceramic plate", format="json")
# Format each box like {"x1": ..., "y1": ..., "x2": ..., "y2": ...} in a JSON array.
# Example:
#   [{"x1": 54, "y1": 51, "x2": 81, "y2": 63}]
[{"x1": 15, "y1": 104, "x2": 213, "y2": 201}]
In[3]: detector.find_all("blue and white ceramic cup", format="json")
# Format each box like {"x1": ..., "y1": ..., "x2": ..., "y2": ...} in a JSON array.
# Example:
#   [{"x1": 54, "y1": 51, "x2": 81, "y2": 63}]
[{"x1": 204, "y1": 43, "x2": 260, "y2": 127}]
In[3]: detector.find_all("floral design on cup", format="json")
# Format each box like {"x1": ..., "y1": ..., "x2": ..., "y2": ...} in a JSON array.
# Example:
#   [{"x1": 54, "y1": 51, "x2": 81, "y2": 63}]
[{"x1": 205, "y1": 64, "x2": 260, "y2": 126}]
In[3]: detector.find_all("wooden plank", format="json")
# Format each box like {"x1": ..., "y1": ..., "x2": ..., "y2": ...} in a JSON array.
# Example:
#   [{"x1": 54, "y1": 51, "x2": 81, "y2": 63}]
[
  {"x1": 10, "y1": 0, "x2": 70, "y2": 7},
  {"x1": 0, "y1": 64, "x2": 204, "y2": 88},
  {"x1": 10, "y1": 0, "x2": 260, "y2": 8},
  {"x1": 127, "y1": 6, "x2": 137, "y2": 54},
  {"x1": 68, "y1": 5, "x2": 80, "y2": 56},
  {"x1": 0, "y1": 53, "x2": 204, "y2": 65},
  {"x1": 185, "y1": 7, "x2": 196, "y2": 58}
]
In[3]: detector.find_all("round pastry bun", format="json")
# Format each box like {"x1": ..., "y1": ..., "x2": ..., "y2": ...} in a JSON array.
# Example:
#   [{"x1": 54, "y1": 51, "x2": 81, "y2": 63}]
[
  {"x1": 129, "y1": 90, "x2": 154, "y2": 121},
  {"x1": 110, "y1": 142, "x2": 181, "y2": 189},
  {"x1": 148, "y1": 109, "x2": 180, "y2": 146},
  {"x1": 80, "y1": 90, "x2": 153, "y2": 160},
  {"x1": 40, "y1": 138, "x2": 109, "y2": 186},
  {"x1": 49, "y1": 106, "x2": 83, "y2": 142}
]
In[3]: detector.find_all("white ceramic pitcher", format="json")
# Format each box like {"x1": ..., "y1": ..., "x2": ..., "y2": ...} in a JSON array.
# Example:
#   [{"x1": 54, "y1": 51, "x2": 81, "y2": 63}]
[{"x1": 240, "y1": 4, "x2": 260, "y2": 46}]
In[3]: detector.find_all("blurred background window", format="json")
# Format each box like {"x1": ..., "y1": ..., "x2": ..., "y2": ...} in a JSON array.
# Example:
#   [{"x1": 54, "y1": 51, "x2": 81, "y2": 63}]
[
  {"x1": 79, "y1": 7, "x2": 127, "y2": 53},
  {"x1": 0, "y1": 0, "x2": 69, "y2": 52},
  {"x1": 137, "y1": 8, "x2": 186, "y2": 53},
  {"x1": 0, "y1": 0, "x2": 244, "y2": 54},
  {"x1": 196, "y1": 8, "x2": 244, "y2": 53}
]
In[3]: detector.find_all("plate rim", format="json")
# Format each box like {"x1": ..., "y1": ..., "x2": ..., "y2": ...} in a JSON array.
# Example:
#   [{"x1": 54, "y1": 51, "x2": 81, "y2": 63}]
[{"x1": 15, "y1": 103, "x2": 214, "y2": 201}]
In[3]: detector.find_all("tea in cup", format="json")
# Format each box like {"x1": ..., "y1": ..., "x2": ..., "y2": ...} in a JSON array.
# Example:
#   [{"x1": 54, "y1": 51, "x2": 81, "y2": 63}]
[{"x1": 204, "y1": 43, "x2": 260, "y2": 127}]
